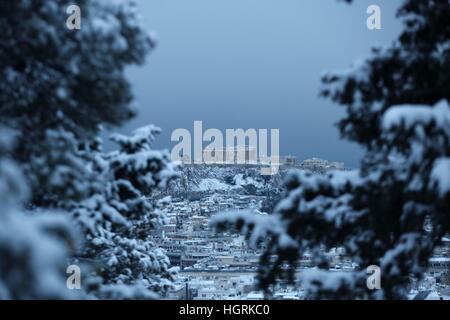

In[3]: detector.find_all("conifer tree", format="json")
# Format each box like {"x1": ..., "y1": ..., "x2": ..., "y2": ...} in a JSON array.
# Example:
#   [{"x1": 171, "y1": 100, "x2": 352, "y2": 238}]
[{"x1": 212, "y1": 0, "x2": 450, "y2": 299}]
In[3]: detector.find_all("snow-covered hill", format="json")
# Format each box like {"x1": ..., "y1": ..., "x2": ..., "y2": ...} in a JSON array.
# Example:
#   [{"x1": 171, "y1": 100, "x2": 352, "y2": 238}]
[{"x1": 166, "y1": 164, "x2": 283, "y2": 197}]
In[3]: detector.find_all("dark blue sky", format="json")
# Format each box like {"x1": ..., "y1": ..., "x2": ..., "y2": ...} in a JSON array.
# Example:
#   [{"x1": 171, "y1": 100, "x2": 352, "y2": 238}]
[{"x1": 111, "y1": 0, "x2": 402, "y2": 167}]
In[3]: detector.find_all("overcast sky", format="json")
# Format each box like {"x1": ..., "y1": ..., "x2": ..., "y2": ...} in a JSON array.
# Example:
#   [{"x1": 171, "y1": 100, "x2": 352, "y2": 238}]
[{"x1": 108, "y1": 0, "x2": 402, "y2": 167}]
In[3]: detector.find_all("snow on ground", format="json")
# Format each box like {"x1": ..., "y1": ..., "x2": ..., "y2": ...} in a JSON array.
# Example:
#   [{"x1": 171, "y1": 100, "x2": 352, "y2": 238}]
[
  {"x1": 194, "y1": 178, "x2": 232, "y2": 192},
  {"x1": 233, "y1": 174, "x2": 264, "y2": 189}
]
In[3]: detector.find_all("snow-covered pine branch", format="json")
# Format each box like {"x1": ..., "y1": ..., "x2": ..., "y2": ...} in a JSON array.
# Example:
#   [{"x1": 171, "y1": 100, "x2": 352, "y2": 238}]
[
  {"x1": 71, "y1": 125, "x2": 179, "y2": 298},
  {"x1": 0, "y1": 0, "x2": 179, "y2": 299},
  {"x1": 0, "y1": 129, "x2": 82, "y2": 299}
]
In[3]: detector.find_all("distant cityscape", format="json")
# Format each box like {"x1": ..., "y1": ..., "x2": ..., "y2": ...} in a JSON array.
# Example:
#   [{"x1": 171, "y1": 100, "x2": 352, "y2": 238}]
[{"x1": 148, "y1": 158, "x2": 450, "y2": 300}]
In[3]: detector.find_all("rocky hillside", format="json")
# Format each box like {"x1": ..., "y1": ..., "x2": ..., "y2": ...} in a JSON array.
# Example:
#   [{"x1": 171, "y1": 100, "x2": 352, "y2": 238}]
[{"x1": 166, "y1": 164, "x2": 284, "y2": 198}]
